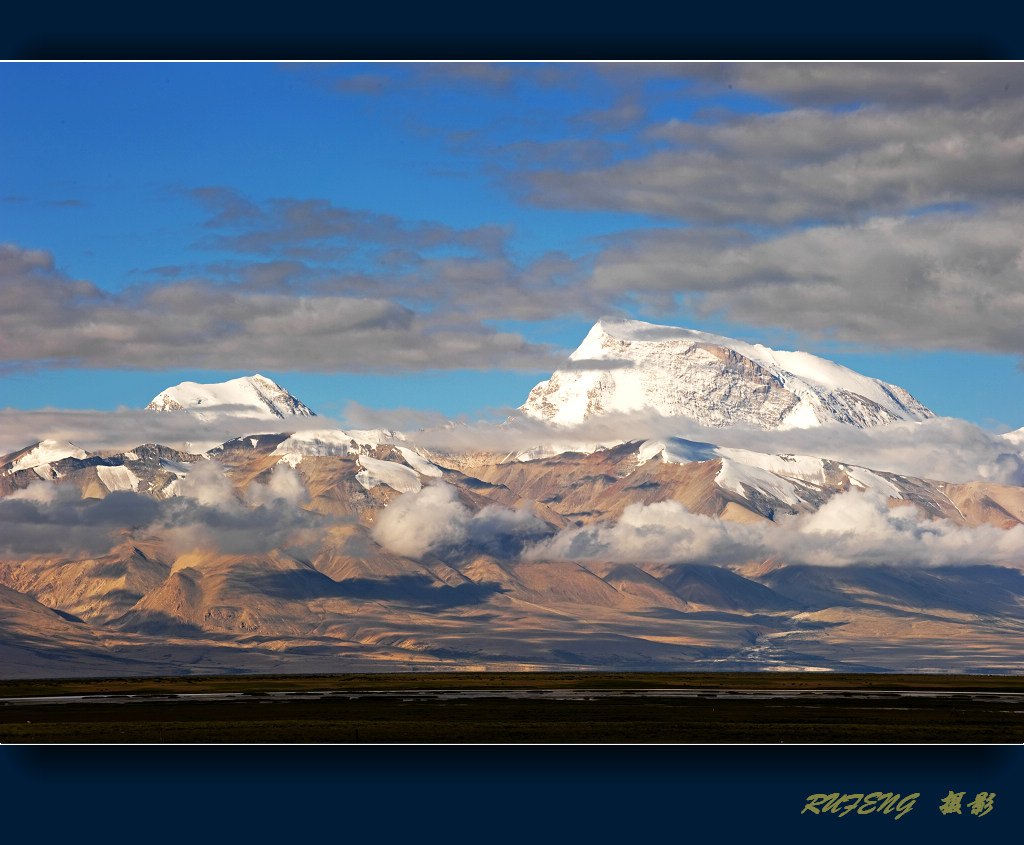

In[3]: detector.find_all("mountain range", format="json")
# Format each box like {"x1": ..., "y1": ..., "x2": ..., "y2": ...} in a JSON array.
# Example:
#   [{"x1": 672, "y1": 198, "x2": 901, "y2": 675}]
[{"x1": 2, "y1": 319, "x2": 1023, "y2": 679}]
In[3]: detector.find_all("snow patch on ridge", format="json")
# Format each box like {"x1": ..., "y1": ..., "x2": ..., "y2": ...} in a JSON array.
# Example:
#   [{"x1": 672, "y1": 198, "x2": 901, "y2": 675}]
[
  {"x1": 159, "y1": 458, "x2": 193, "y2": 477},
  {"x1": 9, "y1": 440, "x2": 88, "y2": 473},
  {"x1": 397, "y1": 447, "x2": 444, "y2": 478},
  {"x1": 843, "y1": 466, "x2": 904, "y2": 499},
  {"x1": 717, "y1": 449, "x2": 828, "y2": 486},
  {"x1": 715, "y1": 458, "x2": 804, "y2": 506},
  {"x1": 272, "y1": 429, "x2": 388, "y2": 467},
  {"x1": 356, "y1": 455, "x2": 422, "y2": 493},
  {"x1": 96, "y1": 464, "x2": 140, "y2": 493},
  {"x1": 1003, "y1": 427, "x2": 1024, "y2": 450},
  {"x1": 638, "y1": 438, "x2": 718, "y2": 466}
]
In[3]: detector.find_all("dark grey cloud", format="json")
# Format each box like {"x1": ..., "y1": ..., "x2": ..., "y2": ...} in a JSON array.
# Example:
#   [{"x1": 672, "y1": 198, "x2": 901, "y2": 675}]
[
  {"x1": 0, "y1": 487, "x2": 162, "y2": 557},
  {"x1": 0, "y1": 243, "x2": 568, "y2": 375},
  {"x1": 158, "y1": 496, "x2": 324, "y2": 557},
  {"x1": 516, "y1": 64, "x2": 1024, "y2": 359},
  {"x1": 590, "y1": 205, "x2": 1024, "y2": 355},
  {"x1": 523, "y1": 103, "x2": 1024, "y2": 225},
  {"x1": 482, "y1": 62, "x2": 1024, "y2": 231},
  {"x1": 191, "y1": 186, "x2": 509, "y2": 260},
  {"x1": 571, "y1": 96, "x2": 648, "y2": 132},
  {"x1": 592, "y1": 62, "x2": 1024, "y2": 110},
  {"x1": 559, "y1": 357, "x2": 635, "y2": 373},
  {"x1": 715, "y1": 63, "x2": 1024, "y2": 110}
]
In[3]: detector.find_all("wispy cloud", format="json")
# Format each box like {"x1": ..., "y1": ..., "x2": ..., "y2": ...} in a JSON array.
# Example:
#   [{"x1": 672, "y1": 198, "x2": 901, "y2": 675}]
[{"x1": 190, "y1": 186, "x2": 509, "y2": 260}]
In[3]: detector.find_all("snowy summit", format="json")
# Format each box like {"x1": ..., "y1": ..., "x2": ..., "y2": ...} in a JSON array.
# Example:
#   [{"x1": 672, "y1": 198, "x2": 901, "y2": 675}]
[
  {"x1": 146, "y1": 374, "x2": 316, "y2": 421},
  {"x1": 520, "y1": 318, "x2": 935, "y2": 430}
]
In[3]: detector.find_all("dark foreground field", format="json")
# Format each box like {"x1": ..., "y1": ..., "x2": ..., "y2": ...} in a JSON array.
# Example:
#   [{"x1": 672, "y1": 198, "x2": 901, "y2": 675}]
[{"x1": 1, "y1": 672, "x2": 1022, "y2": 743}]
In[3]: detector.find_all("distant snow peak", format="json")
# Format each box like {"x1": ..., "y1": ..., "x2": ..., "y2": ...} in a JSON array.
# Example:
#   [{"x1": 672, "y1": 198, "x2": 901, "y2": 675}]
[
  {"x1": 146, "y1": 374, "x2": 316, "y2": 421},
  {"x1": 271, "y1": 428, "x2": 382, "y2": 468},
  {"x1": 5, "y1": 439, "x2": 89, "y2": 474},
  {"x1": 521, "y1": 318, "x2": 934, "y2": 431}
]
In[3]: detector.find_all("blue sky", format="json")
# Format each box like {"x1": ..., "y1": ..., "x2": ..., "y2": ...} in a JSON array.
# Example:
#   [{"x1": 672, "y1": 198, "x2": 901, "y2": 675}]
[{"x1": 2, "y1": 61, "x2": 1023, "y2": 435}]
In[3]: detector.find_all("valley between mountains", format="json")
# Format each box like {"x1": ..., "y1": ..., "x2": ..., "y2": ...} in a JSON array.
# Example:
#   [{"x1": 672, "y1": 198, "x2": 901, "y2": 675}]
[{"x1": 2, "y1": 319, "x2": 1023, "y2": 679}]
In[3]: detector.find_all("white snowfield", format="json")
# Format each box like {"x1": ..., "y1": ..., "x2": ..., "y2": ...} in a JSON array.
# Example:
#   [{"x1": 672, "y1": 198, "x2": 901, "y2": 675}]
[
  {"x1": 396, "y1": 446, "x2": 444, "y2": 478},
  {"x1": 637, "y1": 438, "x2": 718, "y2": 466},
  {"x1": 355, "y1": 455, "x2": 422, "y2": 493},
  {"x1": 96, "y1": 464, "x2": 141, "y2": 493},
  {"x1": 7, "y1": 439, "x2": 88, "y2": 473},
  {"x1": 158, "y1": 458, "x2": 193, "y2": 477},
  {"x1": 270, "y1": 429, "x2": 443, "y2": 487},
  {"x1": 271, "y1": 428, "x2": 401, "y2": 468},
  {"x1": 146, "y1": 374, "x2": 316, "y2": 420},
  {"x1": 639, "y1": 438, "x2": 904, "y2": 506},
  {"x1": 521, "y1": 318, "x2": 934, "y2": 430}
]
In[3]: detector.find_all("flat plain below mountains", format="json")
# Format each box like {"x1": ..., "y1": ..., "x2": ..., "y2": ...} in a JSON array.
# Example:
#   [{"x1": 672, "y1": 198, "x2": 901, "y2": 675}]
[{"x1": 2, "y1": 671, "x2": 1023, "y2": 743}]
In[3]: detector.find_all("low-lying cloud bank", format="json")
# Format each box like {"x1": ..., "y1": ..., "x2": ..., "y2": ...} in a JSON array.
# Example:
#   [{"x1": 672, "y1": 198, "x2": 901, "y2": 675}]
[
  {"x1": 0, "y1": 463, "x2": 325, "y2": 559},
  {"x1": 4, "y1": 454, "x2": 1023, "y2": 571},
  {"x1": 407, "y1": 412, "x2": 1024, "y2": 487},
  {"x1": 370, "y1": 481, "x2": 551, "y2": 559},
  {"x1": 0, "y1": 407, "x2": 338, "y2": 457},
  {"x1": 8, "y1": 403, "x2": 1021, "y2": 489},
  {"x1": 525, "y1": 491, "x2": 1024, "y2": 569},
  {"x1": 365, "y1": 480, "x2": 1024, "y2": 570}
]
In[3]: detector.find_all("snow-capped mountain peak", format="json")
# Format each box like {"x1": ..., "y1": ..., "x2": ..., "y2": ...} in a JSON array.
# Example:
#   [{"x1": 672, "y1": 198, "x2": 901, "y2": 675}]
[
  {"x1": 521, "y1": 318, "x2": 934, "y2": 430},
  {"x1": 2, "y1": 439, "x2": 90, "y2": 474},
  {"x1": 146, "y1": 374, "x2": 316, "y2": 421},
  {"x1": 1003, "y1": 426, "x2": 1024, "y2": 448}
]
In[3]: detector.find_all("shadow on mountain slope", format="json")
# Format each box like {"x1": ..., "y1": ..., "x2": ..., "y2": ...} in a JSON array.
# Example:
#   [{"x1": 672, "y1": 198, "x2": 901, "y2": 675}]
[
  {"x1": 245, "y1": 569, "x2": 506, "y2": 609},
  {"x1": 760, "y1": 564, "x2": 1024, "y2": 616},
  {"x1": 657, "y1": 564, "x2": 798, "y2": 612}
]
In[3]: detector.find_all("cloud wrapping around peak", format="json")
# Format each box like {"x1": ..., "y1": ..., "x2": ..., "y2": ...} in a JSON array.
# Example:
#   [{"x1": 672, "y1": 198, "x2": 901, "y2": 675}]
[
  {"x1": 173, "y1": 459, "x2": 238, "y2": 509},
  {"x1": 405, "y1": 412, "x2": 1024, "y2": 488},
  {"x1": 0, "y1": 406, "x2": 337, "y2": 456},
  {"x1": 245, "y1": 464, "x2": 309, "y2": 509}
]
